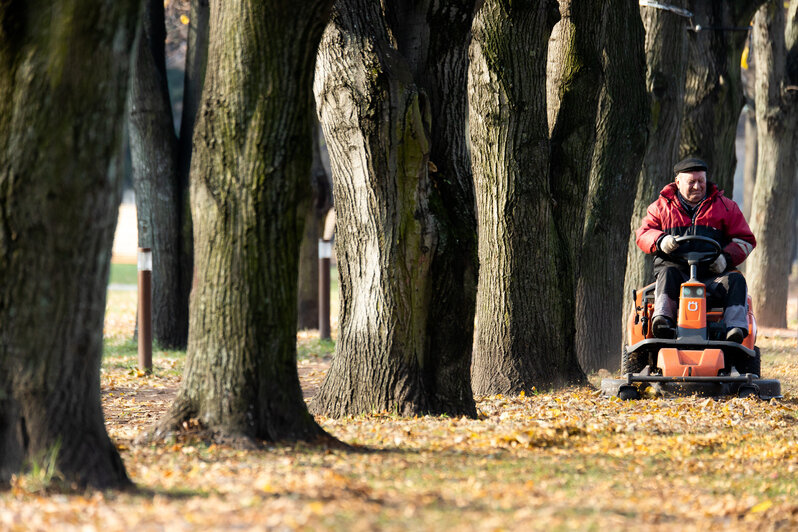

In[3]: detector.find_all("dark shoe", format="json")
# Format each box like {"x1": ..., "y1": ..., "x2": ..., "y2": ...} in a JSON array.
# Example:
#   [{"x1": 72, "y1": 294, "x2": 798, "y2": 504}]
[
  {"x1": 726, "y1": 327, "x2": 747, "y2": 343},
  {"x1": 652, "y1": 315, "x2": 676, "y2": 339}
]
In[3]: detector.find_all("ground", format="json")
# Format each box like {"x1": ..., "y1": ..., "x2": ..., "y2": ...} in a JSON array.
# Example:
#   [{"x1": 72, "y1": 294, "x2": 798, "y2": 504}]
[{"x1": 1, "y1": 286, "x2": 797, "y2": 531}]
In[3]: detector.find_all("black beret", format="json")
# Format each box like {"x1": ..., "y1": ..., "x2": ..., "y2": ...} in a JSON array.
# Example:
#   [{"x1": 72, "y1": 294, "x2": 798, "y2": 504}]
[{"x1": 673, "y1": 157, "x2": 708, "y2": 175}]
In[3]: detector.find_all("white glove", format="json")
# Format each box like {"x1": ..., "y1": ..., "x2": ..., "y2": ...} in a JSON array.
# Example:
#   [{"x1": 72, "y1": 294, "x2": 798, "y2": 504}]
[
  {"x1": 659, "y1": 235, "x2": 679, "y2": 254},
  {"x1": 710, "y1": 254, "x2": 727, "y2": 274}
]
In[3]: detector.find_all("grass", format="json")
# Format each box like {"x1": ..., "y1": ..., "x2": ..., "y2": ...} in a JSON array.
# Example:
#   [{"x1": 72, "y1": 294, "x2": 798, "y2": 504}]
[{"x1": 108, "y1": 263, "x2": 137, "y2": 285}]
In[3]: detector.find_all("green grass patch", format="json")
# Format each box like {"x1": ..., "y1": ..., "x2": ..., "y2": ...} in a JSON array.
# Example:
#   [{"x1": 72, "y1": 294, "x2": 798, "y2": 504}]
[
  {"x1": 109, "y1": 263, "x2": 138, "y2": 285},
  {"x1": 297, "y1": 337, "x2": 335, "y2": 361}
]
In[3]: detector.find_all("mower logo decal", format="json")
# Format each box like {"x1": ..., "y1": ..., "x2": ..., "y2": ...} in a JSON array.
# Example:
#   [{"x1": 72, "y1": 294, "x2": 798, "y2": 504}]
[{"x1": 687, "y1": 301, "x2": 698, "y2": 312}]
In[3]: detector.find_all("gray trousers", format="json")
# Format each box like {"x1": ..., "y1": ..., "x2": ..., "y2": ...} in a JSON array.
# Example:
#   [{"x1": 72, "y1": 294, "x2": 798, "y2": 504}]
[{"x1": 653, "y1": 264, "x2": 749, "y2": 331}]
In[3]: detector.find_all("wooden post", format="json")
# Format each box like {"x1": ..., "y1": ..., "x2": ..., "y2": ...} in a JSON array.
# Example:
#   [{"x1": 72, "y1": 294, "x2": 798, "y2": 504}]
[
  {"x1": 318, "y1": 239, "x2": 331, "y2": 340},
  {"x1": 137, "y1": 247, "x2": 153, "y2": 373}
]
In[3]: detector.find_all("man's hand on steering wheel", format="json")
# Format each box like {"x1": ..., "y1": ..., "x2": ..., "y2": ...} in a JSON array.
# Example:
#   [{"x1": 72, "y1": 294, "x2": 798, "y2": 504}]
[{"x1": 659, "y1": 235, "x2": 679, "y2": 254}]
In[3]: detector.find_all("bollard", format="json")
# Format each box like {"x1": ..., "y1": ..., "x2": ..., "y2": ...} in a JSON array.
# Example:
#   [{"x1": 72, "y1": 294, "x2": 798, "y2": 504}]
[
  {"x1": 137, "y1": 247, "x2": 153, "y2": 373},
  {"x1": 318, "y1": 239, "x2": 331, "y2": 340}
]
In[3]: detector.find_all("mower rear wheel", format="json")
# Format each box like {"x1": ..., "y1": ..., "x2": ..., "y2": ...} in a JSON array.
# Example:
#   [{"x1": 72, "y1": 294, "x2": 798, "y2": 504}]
[
  {"x1": 621, "y1": 346, "x2": 646, "y2": 375},
  {"x1": 734, "y1": 346, "x2": 761, "y2": 377}
]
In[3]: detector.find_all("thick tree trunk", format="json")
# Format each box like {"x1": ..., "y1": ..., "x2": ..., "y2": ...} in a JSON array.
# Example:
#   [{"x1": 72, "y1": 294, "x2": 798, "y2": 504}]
[
  {"x1": 313, "y1": 0, "x2": 476, "y2": 417},
  {"x1": 573, "y1": 0, "x2": 648, "y2": 372},
  {"x1": 623, "y1": 1, "x2": 689, "y2": 351},
  {"x1": 128, "y1": 0, "x2": 187, "y2": 348},
  {"x1": 545, "y1": 1, "x2": 626, "y2": 374},
  {"x1": 387, "y1": 0, "x2": 479, "y2": 414},
  {"x1": 747, "y1": 1, "x2": 798, "y2": 328},
  {"x1": 680, "y1": 0, "x2": 766, "y2": 193},
  {"x1": 0, "y1": 0, "x2": 139, "y2": 488},
  {"x1": 470, "y1": 0, "x2": 585, "y2": 393},
  {"x1": 297, "y1": 126, "x2": 331, "y2": 330},
  {"x1": 154, "y1": 0, "x2": 333, "y2": 443}
]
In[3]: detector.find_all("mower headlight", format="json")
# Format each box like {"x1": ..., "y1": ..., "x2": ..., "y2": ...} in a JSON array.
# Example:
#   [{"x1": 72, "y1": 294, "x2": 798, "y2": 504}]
[
  {"x1": 683, "y1": 287, "x2": 692, "y2": 297},
  {"x1": 696, "y1": 287, "x2": 704, "y2": 297}
]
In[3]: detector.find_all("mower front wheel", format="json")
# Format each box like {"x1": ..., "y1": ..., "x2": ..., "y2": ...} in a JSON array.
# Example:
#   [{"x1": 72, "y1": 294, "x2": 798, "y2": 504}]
[{"x1": 621, "y1": 346, "x2": 646, "y2": 375}]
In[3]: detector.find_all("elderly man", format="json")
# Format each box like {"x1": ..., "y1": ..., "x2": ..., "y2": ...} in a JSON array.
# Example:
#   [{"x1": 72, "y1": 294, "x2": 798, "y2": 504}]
[{"x1": 636, "y1": 157, "x2": 756, "y2": 342}]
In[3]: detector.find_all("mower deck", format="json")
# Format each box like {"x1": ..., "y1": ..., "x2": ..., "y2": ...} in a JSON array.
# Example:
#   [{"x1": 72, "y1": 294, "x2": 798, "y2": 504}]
[{"x1": 601, "y1": 366, "x2": 782, "y2": 400}]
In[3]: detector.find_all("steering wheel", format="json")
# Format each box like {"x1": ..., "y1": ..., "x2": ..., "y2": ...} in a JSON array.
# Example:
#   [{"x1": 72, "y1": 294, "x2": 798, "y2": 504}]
[{"x1": 667, "y1": 235, "x2": 722, "y2": 265}]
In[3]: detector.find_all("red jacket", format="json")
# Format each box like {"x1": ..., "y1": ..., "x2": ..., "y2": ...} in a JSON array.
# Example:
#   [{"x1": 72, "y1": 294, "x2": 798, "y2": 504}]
[{"x1": 636, "y1": 182, "x2": 756, "y2": 267}]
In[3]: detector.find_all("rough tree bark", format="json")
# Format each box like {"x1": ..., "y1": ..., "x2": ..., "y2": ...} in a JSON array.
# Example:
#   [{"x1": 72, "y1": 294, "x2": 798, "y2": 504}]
[
  {"x1": 470, "y1": 0, "x2": 647, "y2": 389},
  {"x1": 297, "y1": 126, "x2": 331, "y2": 330},
  {"x1": 153, "y1": 0, "x2": 334, "y2": 443},
  {"x1": 470, "y1": 0, "x2": 586, "y2": 393},
  {"x1": 680, "y1": 0, "x2": 766, "y2": 193},
  {"x1": 746, "y1": 0, "x2": 798, "y2": 328},
  {"x1": 128, "y1": 0, "x2": 187, "y2": 348},
  {"x1": 387, "y1": 0, "x2": 479, "y2": 413},
  {"x1": 623, "y1": 1, "x2": 689, "y2": 350},
  {"x1": 173, "y1": 0, "x2": 210, "y2": 326},
  {"x1": 571, "y1": 0, "x2": 649, "y2": 371},
  {"x1": 0, "y1": 0, "x2": 139, "y2": 488},
  {"x1": 312, "y1": 0, "x2": 477, "y2": 417}
]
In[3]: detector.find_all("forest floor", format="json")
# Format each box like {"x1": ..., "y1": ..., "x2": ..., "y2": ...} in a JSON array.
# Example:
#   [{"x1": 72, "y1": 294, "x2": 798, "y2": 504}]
[{"x1": 1, "y1": 290, "x2": 797, "y2": 531}]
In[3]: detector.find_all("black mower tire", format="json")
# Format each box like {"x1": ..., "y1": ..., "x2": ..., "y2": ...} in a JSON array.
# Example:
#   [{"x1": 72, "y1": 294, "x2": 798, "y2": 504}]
[
  {"x1": 621, "y1": 346, "x2": 646, "y2": 376},
  {"x1": 735, "y1": 346, "x2": 761, "y2": 377}
]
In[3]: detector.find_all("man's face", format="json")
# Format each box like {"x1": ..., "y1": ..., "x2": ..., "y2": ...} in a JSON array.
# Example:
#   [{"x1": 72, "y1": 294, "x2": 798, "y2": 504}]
[{"x1": 675, "y1": 171, "x2": 707, "y2": 205}]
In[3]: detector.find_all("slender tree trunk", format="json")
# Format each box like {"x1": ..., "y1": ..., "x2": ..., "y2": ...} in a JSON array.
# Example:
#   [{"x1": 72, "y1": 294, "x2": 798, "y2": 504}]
[
  {"x1": 747, "y1": 0, "x2": 798, "y2": 328},
  {"x1": 153, "y1": 0, "x2": 334, "y2": 444},
  {"x1": 470, "y1": 0, "x2": 585, "y2": 393},
  {"x1": 128, "y1": 0, "x2": 187, "y2": 348},
  {"x1": 680, "y1": 0, "x2": 766, "y2": 193},
  {"x1": 0, "y1": 0, "x2": 139, "y2": 488},
  {"x1": 742, "y1": 106, "x2": 758, "y2": 220},
  {"x1": 573, "y1": 0, "x2": 648, "y2": 372},
  {"x1": 623, "y1": 1, "x2": 689, "y2": 350},
  {"x1": 313, "y1": 0, "x2": 476, "y2": 417},
  {"x1": 297, "y1": 125, "x2": 331, "y2": 330},
  {"x1": 174, "y1": 0, "x2": 210, "y2": 326}
]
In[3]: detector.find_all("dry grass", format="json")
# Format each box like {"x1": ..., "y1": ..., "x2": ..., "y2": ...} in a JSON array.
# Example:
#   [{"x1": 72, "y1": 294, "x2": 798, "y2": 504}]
[{"x1": 1, "y1": 290, "x2": 796, "y2": 531}]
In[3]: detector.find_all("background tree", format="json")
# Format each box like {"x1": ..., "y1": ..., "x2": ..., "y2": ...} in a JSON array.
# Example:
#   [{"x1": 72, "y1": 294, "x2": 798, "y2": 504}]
[
  {"x1": 0, "y1": 0, "x2": 139, "y2": 488},
  {"x1": 153, "y1": 0, "x2": 334, "y2": 444},
  {"x1": 680, "y1": 0, "x2": 766, "y2": 192},
  {"x1": 296, "y1": 126, "x2": 332, "y2": 330},
  {"x1": 746, "y1": 0, "x2": 798, "y2": 328},
  {"x1": 623, "y1": 1, "x2": 689, "y2": 348},
  {"x1": 570, "y1": 0, "x2": 649, "y2": 372},
  {"x1": 312, "y1": 0, "x2": 478, "y2": 417},
  {"x1": 128, "y1": 0, "x2": 187, "y2": 348},
  {"x1": 470, "y1": 0, "x2": 647, "y2": 390},
  {"x1": 470, "y1": 0, "x2": 574, "y2": 393}
]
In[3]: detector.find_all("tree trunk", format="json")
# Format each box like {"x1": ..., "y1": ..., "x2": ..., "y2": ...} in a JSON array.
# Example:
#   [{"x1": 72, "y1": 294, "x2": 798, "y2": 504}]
[
  {"x1": 0, "y1": 0, "x2": 139, "y2": 488},
  {"x1": 623, "y1": 1, "x2": 689, "y2": 351},
  {"x1": 680, "y1": 0, "x2": 766, "y2": 193},
  {"x1": 312, "y1": 0, "x2": 477, "y2": 417},
  {"x1": 297, "y1": 125, "x2": 331, "y2": 330},
  {"x1": 573, "y1": 0, "x2": 648, "y2": 372},
  {"x1": 746, "y1": 0, "x2": 798, "y2": 328},
  {"x1": 742, "y1": 106, "x2": 758, "y2": 220},
  {"x1": 173, "y1": 0, "x2": 210, "y2": 331},
  {"x1": 153, "y1": 0, "x2": 333, "y2": 443},
  {"x1": 470, "y1": 0, "x2": 585, "y2": 393},
  {"x1": 128, "y1": 0, "x2": 187, "y2": 348},
  {"x1": 386, "y1": 0, "x2": 479, "y2": 414}
]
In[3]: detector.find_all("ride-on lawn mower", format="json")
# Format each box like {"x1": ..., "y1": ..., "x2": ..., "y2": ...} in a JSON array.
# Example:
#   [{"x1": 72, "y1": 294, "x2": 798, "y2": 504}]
[{"x1": 602, "y1": 235, "x2": 781, "y2": 400}]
